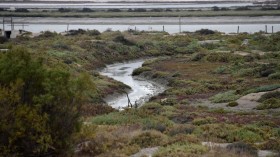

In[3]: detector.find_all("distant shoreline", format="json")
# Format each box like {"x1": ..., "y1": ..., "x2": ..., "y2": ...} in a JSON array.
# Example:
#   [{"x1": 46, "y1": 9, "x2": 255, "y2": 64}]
[
  {"x1": 3, "y1": 16, "x2": 280, "y2": 25},
  {"x1": 0, "y1": 1, "x2": 254, "y2": 4}
]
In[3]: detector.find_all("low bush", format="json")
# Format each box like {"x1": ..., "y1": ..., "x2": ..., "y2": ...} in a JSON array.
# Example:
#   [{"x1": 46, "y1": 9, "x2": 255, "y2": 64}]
[
  {"x1": 87, "y1": 29, "x2": 101, "y2": 36},
  {"x1": 192, "y1": 117, "x2": 217, "y2": 126},
  {"x1": 190, "y1": 52, "x2": 207, "y2": 61},
  {"x1": 206, "y1": 53, "x2": 242, "y2": 63},
  {"x1": 195, "y1": 29, "x2": 216, "y2": 35},
  {"x1": 258, "y1": 91, "x2": 280, "y2": 102},
  {"x1": 130, "y1": 131, "x2": 167, "y2": 148},
  {"x1": 227, "y1": 101, "x2": 239, "y2": 107},
  {"x1": 168, "y1": 124, "x2": 195, "y2": 136},
  {"x1": 132, "y1": 67, "x2": 152, "y2": 76},
  {"x1": 230, "y1": 128, "x2": 263, "y2": 143},
  {"x1": 244, "y1": 84, "x2": 280, "y2": 95},
  {"x1": 213, "y1": 66, "x2": 228, "y2": 74},
  {"x1": 256, "y1": 98, "x2": 280, "y2": 110},
  {"x1": 210, "y1": 90, "x2": 240, "y2": 103},
  {"x1": 140, "y1": 102, "x2": 162, "y2": 114},
  {"x1": 167, "y1": 134, "x2": 200, "y2": 145},
  {"x1": 269, "y1": 72, "x2": 280, "y2": 79},
  {"x1": 153, "y1": 143, "x2": 208, "y2": 157},
  {"x1": 259, "y1": 138, "x2": 280, "y2": 151}
]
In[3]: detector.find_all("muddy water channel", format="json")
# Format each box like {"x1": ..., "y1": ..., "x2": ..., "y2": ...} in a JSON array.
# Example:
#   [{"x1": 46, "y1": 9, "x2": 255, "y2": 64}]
[{"x1": 100, "y1": 60, "x2": 165, "y2": 109}]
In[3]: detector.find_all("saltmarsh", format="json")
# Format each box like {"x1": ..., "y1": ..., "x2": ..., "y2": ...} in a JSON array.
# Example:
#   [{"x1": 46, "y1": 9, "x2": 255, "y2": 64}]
[{"x1": 1, "y1": 29, "x2": 280, "y2": 156}]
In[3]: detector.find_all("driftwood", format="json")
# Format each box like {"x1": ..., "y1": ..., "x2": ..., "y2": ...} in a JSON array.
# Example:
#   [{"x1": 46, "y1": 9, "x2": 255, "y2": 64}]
[
  {"x1": 125, "y1": 92, "x2": 133, "y2": 108},
  {"x1": 124, "y1": 92, "x2": 139, "y2": 108}
]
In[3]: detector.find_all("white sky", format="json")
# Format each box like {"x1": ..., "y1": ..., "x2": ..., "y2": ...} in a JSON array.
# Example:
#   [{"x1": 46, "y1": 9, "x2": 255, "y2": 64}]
[{"x1": 24, "y1": 0, "x2": 270, "y2": 2}]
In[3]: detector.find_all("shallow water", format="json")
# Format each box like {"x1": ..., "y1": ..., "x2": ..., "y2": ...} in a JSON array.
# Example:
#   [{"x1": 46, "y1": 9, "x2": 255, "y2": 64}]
[
  {"x1": 5, "y1": 23, "x2": 280, "y2": 34},
  {"x1": 100, "y1": 60, "x2": 165, "y2": 109},
  {"x1": 0, "y1": 2, "x2": 253, "y2": 9}
]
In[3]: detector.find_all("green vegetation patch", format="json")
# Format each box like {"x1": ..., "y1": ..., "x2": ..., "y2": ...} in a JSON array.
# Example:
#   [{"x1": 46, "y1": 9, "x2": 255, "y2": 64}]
[
  {"x1": 227, "y1": 101, "x2": 239, "y2": 107},
  {"x1": 153, "y1": 143, "x2": 208, "y2": 157},
  {"x1": 130, "y1": 130, "x2": 168, "y2": 148},
  {"x1": 132, "y1": 66, "x2": 152, "y2": 76},
  {"x1": 256, "y1": 98, "x2": 280, "y2": 110},
  {"x1": 258, "y1": 91, "x2": 280, "y2": 102},
  {"x1": 210, "y1": 90, "x2": 240, "y2": 103}
]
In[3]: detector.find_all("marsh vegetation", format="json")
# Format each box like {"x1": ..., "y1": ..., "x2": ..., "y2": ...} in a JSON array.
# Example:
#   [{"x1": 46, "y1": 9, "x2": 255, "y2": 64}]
[{"x1": 0, "y1": 29, "x2": 280, "y2": 156}]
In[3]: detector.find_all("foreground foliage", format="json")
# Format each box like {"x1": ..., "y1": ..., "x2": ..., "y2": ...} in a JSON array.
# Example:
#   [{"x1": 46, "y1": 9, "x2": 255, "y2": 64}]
[{"x1": 0, "y1": 48, "x2": 94, "y2": 156}]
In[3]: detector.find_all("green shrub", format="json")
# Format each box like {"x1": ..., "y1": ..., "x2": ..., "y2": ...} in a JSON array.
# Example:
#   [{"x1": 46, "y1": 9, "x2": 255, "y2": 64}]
[
  {"x1": 210, "y1": 90, "x2": 240, "y2": 103},
  {"x1": 167, "y1": 134, "x2": 200, "y2": 145},
  {"x1": 206, "y1": 53, "x2": 241, "y2": 63},
  {"x1": 230, "y1": 128, "x2": 263, "y2": 143},
  {"x1": 91, "y1": 111, "x2": 140, "y2": 125},
  {"x1": 140, "y1": 102, "x2": 162, "y2": 114},
  {"x1": 195, "y1": 29, "x2": 216, "y2": 35},
  {"x1": 168, "y1": 124, "x2": 195, "y2": 136},
  {"x1": 256, "y1": 98, "x2": 280, "y2": 110},
  {"x1": 153, "y1": 143, "x2": 208, "y2": 157},
  {"x1": 245, "y1": 84, "x2": 280, "y2": 94},
  {"x1": 213, "y1": 66, "x2": 228, "y2": 74},
  {"x1": 132, "y1": 67, "x2": 151, "y2": 76},
  {"x1": 130, "y1": 131, "x2": 167, "y2": 148},
  {"x1": 190, "y1": 52, "x2": 206, "y2": 61},
  {"x1": 87, "y1": 29, "x2": 101, "y2": 36},
  {"x1": 0, "y1": 48, "x2": 90, "y2": 156},
  {"x1": 269, "y1": 72, "x2": 280, "y2": 79},
  {"x1": 186, "y1": 40, "x2": 201, "y2": 54},
  {"x1": 227, "y1": 101, "x2": 239, "y2": 107},
  {"x1": 259, "y1": 139, "x2": 280, "y2": 151},
  {"x1": 192, "y1": 117, "x2": 216, "y2": 126},
  {"x1": 143, "y1": 122, "x2": 167, "y2": 132},
  {"x1": 258, "y1": 91, "x2": 280, "y2": 102},
  {"x1": 160, "y1": 98, "x2": 177, "y2": 106}
]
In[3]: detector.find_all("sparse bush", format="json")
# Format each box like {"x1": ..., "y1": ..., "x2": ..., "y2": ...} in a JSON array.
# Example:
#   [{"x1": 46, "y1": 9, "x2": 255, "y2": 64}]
[
  {"x1": 153, "y1": 143, "x2": 208, "y2": 157},
  {"x1": 192, "y1": 117, "x2": 216, "y2": 126},
  {"x1": 214, "y1": 66, "x2": 228, "y2": 74},
  {"x1": 256, "y1": 98, "x2": 280, "y2": 110},
  {"x1": 133, "y1": 8, "x2": 147, "y2": 12},
  {"x1": 67, "y1": 29, "x2": 86, "y2": 35},
  {"x1": 210, "y1": 90, "x2": 240, "y2": 103},
  {"x1": 206, "y1": 53, "x2": 242, "y2": 63},
  {"x1": 259, "y1": 138, "x2": 280, "y2": 151},
  {"x1": 0, "y1": 36, "x2": 8, "y2": 44},
  {"x1": 269, "y1": 72, "x2": 280, "y2": 79},
  {"x1": 160, "y1": 98, "x2": 177, "y2": 106},
  {"x1": 195, "y1": 29, "x2": 216, "y2": 35},
  {"x1": 38, "y1": 31, "x2": 57, "y2": 38},
  {"x1": 15, "y1": 8, "x2": 29, "y2": 12},
  {"x1": 258, "y1": 91, "x2": 280, "y2": 102},
  {"x1": 107, "y1": 9, "x2": 121, "y2": 12},
  {"x1": 168, "y1": 124, "x2": 195, "y2": 136},
  {"x1": 113, "y1": 35, "x2": 135, "y2": 45},
  {"x1": 130, "y1": 131, "x2": 167, "y2": 148},
  {"x1": 245, "y1": 84, "x2": 280, "y2": 94},
  {"x1": 87, "y1": 29, "x2": 101, "y2": 36},
  {"x1": 191, "y1": 52, "x2": 206, "y2": 61},
  {"x1": 81, "y1": 8, "x2": 94, "y2": 12},
  {"x1": 140, "y1": 102, "x2": 162, "y2": 114},
  {"x1": 58, "y1": 8, "x2": 71, "y2": 12}
]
